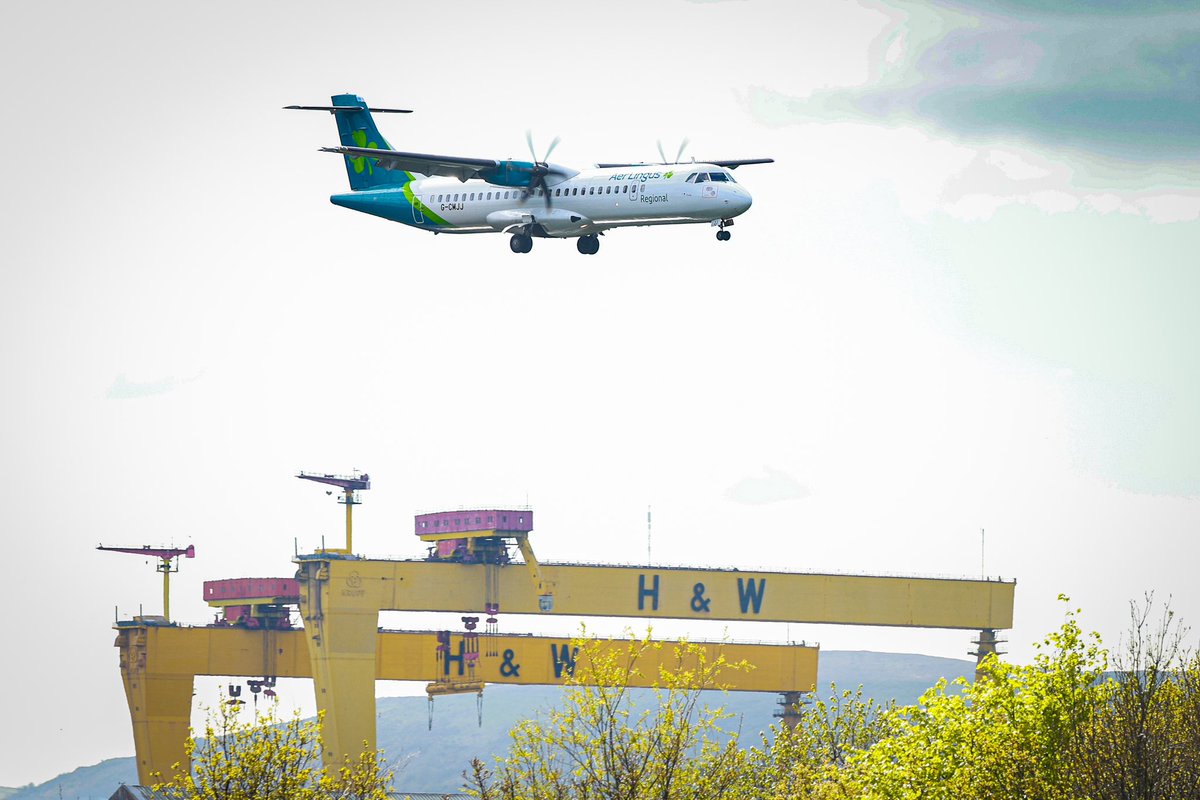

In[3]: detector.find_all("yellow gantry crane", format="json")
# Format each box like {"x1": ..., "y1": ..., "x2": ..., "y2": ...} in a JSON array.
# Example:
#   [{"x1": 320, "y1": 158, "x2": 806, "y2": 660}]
[{"x1": 109, "y1": 471, "x2": 1017, "y2": 784}]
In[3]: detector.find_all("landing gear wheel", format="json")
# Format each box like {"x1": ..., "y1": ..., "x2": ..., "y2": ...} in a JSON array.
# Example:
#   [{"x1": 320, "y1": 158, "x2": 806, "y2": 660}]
[
  {"x1": 510, "y1": 233, "x2": 533, "y2": 253},
  {"x1": 576, "y1": 235, "x2": 600, "y2": 255},
  {"x1": 716, "y1": 229, "x2": 731, "y2": 242}
]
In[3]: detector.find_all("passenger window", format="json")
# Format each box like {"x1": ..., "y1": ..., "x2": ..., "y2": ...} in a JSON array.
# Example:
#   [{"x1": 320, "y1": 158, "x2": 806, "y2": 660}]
[
  {"x1": 622, "y1": 185, "x2": 628, "y2": 193},
  {"x1": 606, "y1": 186, "x2": 612, "y2": 194},
  {"x1": 555, "y1": 188, "x2": 561, "y2": 196},
  {"x1": 589, "y1": 187, "x2": 595, "y2": 195}
]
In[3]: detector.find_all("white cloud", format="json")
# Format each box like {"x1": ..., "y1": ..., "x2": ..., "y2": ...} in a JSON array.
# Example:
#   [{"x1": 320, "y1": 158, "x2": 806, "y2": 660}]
[
  {"x1": 1081, "y1": 193, "x2": 1128, "y2": 215},
  {"x1": 724, "y1": 466, "x2": 810, "y2": 505},
  {"x1": 1027, "y1": 189, "x2": 1081, "y2": 215},
  {"x1": 942, "y1": 192, "x2": 1013, "y2": 221},
  {"x1": 985, "y1": 148, "x2": 1052, "y2": 181},
  {"x1": 1134, "y1": 193, "x2": 1200, "y2": 224},
  {"x1": 106, "y1": 373, "x2": 179, "y2": 399}
]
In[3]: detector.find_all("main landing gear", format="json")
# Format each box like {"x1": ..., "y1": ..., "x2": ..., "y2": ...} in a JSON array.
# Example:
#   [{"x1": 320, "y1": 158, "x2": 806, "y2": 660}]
[
  {"x1": 576, "y1": 235, "x2": 600, "y2": 255},
  {"x1": 509, "y1": 233, "x2": 534, "y2": 253}
]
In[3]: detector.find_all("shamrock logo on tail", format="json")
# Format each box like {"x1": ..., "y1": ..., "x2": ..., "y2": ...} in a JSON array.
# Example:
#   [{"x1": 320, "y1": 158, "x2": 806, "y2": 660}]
[{"x1": 349, "y1": 129, "x2": 380, "y2": 175}]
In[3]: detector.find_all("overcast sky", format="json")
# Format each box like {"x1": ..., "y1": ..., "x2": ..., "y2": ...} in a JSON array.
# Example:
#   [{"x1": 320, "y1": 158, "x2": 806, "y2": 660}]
[{"x1": 2, "y1": 0, "x2": 1199, "y2": 788}]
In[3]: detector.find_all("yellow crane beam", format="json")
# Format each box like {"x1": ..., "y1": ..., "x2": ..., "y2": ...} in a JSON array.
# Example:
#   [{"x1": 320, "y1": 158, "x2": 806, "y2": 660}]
[
  {"x1": 115, "y1": 622, "x2": 818, "y2": 784},
  {"x1": 292, "y1": 556, "x2": 1013, "y2": 771},
  {"x1": 296, "y1": 557, "x2": 1015, "y2": 628}
]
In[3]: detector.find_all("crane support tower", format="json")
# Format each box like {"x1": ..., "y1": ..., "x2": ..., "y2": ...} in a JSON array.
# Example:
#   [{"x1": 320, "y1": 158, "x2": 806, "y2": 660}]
[
  {"x1": 98, "y1": 544, "x2": 195, "y2": 622},
  {"x1": 297, "y1": 470, "x2": 369, "y2": 555}
]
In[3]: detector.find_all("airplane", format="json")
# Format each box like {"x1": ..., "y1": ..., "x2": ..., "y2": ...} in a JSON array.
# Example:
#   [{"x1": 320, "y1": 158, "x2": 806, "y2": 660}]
[{"x1": 288, "y1": 94, "x2": 773, "y2": 255}]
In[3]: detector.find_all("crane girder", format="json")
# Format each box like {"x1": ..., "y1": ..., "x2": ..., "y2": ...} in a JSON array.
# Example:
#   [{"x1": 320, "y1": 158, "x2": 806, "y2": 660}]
[
  {"x1": 114, "y1": 623, "x2": 818, "y2": 784},
  {"x1": 295, "y1": 557, "x2": 1015, "y2": 630}
]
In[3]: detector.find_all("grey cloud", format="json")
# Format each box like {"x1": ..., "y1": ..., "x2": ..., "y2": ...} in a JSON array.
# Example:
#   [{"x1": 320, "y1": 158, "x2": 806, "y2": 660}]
[
  {"x1": 949, "y1": 0, "x2": 1198, "y2": 15},
  {"x1": 747, "y1": 2, "x2": 1200, "y2": 162},
  {"x1": 724, "y1": 466, "x2": 810, "y2": 505}
]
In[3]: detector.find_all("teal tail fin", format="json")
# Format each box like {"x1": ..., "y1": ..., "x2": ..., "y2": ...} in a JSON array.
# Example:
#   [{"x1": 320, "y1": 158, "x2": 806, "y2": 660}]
[{"x1": 331, "y1": 94, "x2": 411, "y2": 191}]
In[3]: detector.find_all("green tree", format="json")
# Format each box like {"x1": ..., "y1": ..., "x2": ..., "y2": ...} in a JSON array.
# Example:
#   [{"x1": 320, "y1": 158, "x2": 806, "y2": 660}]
[
  {"x1": 468, "y1": 631, "x2": 752, "y2": 800},
  {"x1": 846, "y1": 598, "x2": 1107, "y2": 800},
  {"x1": 739, "y1": 685, "x2": 896, "y2": 800},
  {"x1": 1070, "y1": 595, "x2": 1200, "y2": 799},
  {"x1": 153, "y1": 700, "x2": 394, "y2": 800}
]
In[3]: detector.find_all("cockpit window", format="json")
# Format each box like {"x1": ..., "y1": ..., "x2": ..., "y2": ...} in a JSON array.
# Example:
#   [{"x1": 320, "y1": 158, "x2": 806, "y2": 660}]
[
  {"x1": 694, "y1": 173, "x2": 709, "y2": 183},
  {"x1": 685, "y1": 172, "x2": 698, "y2": 183},
  {"x1": 708, "y1": 172, "x2": 729, "y2": 182}
]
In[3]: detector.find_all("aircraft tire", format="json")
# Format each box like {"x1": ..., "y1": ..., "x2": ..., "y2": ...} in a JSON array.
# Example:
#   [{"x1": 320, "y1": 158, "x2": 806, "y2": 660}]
[
  {"x1": 716, "y1": 230, "x2": 731, "y2": 242},
  {"x1": 511, "y1": 234, "x2": 533, "y2": 253},
  {"x1": 577, "y1": 235, "x2": 599, "y2": 255}
]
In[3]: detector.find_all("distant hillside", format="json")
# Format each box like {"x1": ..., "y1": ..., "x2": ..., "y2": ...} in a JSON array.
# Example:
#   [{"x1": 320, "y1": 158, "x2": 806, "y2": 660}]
[
  {"x1": 13, "y1": 650, "x2": 975, "y2": 799},
  {"x1": 9, "y1": 757, "x2": 137, "y2": 800}
]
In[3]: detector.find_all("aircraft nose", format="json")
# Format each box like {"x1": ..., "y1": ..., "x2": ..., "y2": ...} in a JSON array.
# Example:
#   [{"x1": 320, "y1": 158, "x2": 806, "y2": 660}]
[{"x1": 726, "y1": 187, "x2": 752, "y2": 215}]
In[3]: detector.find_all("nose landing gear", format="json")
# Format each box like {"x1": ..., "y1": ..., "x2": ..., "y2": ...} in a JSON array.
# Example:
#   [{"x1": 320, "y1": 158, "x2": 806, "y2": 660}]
[
  {"x1": 576, "y1": 235, "x2": 600, "y2": 255},
  {"x1": 715, "y1": 219, "x2": 733, "y2": 242}
]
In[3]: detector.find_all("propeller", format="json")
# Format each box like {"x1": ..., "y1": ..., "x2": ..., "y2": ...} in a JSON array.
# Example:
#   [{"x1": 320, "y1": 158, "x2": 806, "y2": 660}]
[
  {"x1": 523, "y1": 131, "x2": 564, "y2": 210},
  {"x1": 656, "y1": 137, "x2": 691, "y2": 165}
]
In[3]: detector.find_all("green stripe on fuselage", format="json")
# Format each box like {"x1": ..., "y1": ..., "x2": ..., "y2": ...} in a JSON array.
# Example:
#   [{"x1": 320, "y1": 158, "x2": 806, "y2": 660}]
[{"x1": 402, "y1": 178, "x2": 450, "y2": 227}]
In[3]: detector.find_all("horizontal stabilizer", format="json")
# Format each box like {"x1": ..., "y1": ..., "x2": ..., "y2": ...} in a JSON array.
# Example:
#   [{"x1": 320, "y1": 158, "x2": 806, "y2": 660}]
[{"x1": 284, "y1": 105, "x2": 413, "y2": 114}]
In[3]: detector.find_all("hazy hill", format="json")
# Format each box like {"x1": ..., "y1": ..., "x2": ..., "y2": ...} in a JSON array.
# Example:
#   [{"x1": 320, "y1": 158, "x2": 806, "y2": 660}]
[{"x1": 13, "y1": 650, "x2": 974, "y2": 799}]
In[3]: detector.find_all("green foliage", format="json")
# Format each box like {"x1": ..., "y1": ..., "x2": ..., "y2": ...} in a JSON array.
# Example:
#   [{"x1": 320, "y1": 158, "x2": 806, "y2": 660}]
[
  {"x1": 152, "y1": 700, "x2": 393, "y2": 800},
  {"x1": 469, "y1": 597, "x2": 1200, "y2": 800},
  {"x1": 468, "y1": 631, "x2": 752, "y2": 799},
  {"x1": 738, "y1": 686, "x2": 897, "y2": 800},
  {"x1": 1070, "y1": 595, "x2": 1200, "y2": 800},
  {"x1": 844, "y1": 598, "x2": 1107, "y2": 800}
]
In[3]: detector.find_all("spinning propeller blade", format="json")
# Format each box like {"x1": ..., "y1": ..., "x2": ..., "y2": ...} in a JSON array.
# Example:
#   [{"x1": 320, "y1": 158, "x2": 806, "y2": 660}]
[{"x1": 524, "y1": 132, "x2": 563, "y2": 210}]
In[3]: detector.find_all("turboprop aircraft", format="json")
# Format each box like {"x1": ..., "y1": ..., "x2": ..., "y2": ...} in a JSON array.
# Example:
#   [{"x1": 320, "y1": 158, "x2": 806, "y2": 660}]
[{"x1": 288, "y1": 94, "x2": 773, "y2": 255}]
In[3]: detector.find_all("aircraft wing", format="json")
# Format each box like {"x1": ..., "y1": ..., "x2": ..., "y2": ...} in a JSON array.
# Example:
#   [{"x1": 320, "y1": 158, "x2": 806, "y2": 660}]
[
  {"x1": 595, "y1": 158, "x2": 774, "y2": 169},
  {"x1": 320, "y1": 146, "x2": 500, "y2": 181}
]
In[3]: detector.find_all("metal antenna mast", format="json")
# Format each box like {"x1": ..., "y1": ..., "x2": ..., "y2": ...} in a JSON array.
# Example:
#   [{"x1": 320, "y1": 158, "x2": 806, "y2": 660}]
[{"x1": 647, "y1": 505, "x2": 652, "y2": 566}]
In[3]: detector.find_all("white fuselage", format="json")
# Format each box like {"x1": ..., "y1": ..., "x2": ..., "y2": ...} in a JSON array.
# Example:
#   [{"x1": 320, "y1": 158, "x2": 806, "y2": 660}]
[{"x1": 404, "y1": 164, "x2": 753, "y2": 237}]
